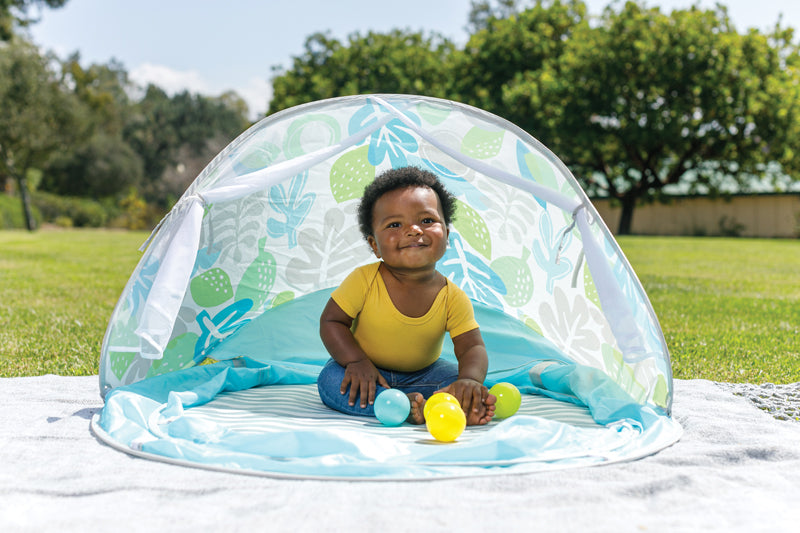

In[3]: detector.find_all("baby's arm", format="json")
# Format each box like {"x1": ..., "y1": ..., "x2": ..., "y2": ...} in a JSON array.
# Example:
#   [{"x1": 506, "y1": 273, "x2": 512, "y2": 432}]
[
  {"x1": 445, "y1": 328, "x2": 495, "y2": 425},
  {"x1": 320, "y1": 298, "x2": 389, "y2": 407}
]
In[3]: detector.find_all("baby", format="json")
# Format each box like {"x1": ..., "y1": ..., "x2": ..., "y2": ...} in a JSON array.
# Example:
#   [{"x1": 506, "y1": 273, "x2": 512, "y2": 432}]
[{"x1": 317, "y1": 166, "x2": 495, "y2": 425}]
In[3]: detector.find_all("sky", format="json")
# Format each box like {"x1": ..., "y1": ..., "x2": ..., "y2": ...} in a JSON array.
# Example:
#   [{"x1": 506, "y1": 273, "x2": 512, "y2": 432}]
[{"x1": 26, "y1": 0, "x2": 800, "y2": 118}]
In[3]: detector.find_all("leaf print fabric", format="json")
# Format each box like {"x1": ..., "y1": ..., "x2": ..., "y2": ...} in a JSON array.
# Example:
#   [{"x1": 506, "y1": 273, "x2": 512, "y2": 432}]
[
  {"x1": 267, "y1": 173, "x2": 316, "y2": 249},
  {"x1": 99, "y1": 95, "x2": 672, "y2": 416},
  {"x1": 286, "y1": 207, "x2": 373, "y2": 291}
]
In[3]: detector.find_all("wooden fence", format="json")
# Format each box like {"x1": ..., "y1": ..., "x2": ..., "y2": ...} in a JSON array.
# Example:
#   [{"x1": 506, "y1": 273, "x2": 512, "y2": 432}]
[{"x1": 591, "y1": 194, "x2": 800, "y2": 238}]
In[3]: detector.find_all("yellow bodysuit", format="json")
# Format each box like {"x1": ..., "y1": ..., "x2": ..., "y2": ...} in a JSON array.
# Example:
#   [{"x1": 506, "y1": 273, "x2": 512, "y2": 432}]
[{"x1": 331, "y1": 262, "x2": 479, "y2": 372}]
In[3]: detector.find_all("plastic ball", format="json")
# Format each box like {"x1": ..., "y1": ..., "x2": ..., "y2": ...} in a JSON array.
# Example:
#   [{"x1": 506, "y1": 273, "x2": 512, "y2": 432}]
[
  {"x1": 426, "y1": 402, "x2": 467, "y2": 442},
  {"x1": 423, "y1": 392, "x2": 460, "y2": 421},
  {"x1": 489, "y1": 382, "x2": 522, "y2": 419},
  {"x1": 373, "y1": 389, "x2": 411, "y2": 426}
]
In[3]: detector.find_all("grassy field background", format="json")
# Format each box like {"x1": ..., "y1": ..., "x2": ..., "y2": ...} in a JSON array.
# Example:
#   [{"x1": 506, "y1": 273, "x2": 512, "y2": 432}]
[{"x1": 1, "y1": 230, "x2": 798, "y2": 383}]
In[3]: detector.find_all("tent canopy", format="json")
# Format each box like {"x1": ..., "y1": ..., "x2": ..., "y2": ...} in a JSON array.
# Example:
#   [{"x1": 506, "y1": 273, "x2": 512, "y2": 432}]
[{"x1": 94, "y1": 95, "x2": 680, "y2": 479}]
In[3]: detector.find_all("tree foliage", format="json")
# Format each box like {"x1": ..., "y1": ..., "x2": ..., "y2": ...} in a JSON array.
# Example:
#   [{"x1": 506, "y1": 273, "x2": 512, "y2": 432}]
[
  {"x1": 268, "y1": 0, "x2": 800, "y2": 235},
  {"x1": 3, "y1": 0, "x2": 800, "y2": 236},
  {"x1": 42, "y1": 134, "x2": 144, "y2": 197},
  {"x1": 0, "y1": 38, "x2": 76, "y2": 229},
  {"x1": 1, "y1": 32, "x2": 251, "y2": 228},
  {"x1": 124, "y1": 85, "x2": 249, "y2": 203},
  {"x1": 269, "y1": 30, "x2": 456, "y2": 114},
  {"x1": 504, "y1": 2, "x2": 800, "y2": 233},
  {"x1": 39, "y1": 55, "x2": 145, "y2": 198},
  {"x1": 0, "y1": 0, "x2": 66, "y2": 41},
  {"x1": 453, "y1": 0, "x2": 587, "y2": 117}
]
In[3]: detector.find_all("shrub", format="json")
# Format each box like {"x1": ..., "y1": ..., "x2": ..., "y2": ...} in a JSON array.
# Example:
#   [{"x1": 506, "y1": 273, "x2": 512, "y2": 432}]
[
  {"x1": 53, "y1": 216, "x2": 74, "y2": 228},
  {"x1": 33, "y1": 192, "x2": 109, "y2": 228}
]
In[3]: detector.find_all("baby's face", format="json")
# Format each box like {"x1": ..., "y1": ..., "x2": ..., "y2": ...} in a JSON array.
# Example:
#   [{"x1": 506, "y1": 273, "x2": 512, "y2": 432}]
[{"x1": 367, "y1": 186, "x2": 449, "y2": 271}]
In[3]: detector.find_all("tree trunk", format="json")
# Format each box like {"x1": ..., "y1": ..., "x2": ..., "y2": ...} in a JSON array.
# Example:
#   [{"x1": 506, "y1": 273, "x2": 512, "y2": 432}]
[
  {"x1": 617, "y1": 194, "x2": 636, "y2": 235},
  {"x1": 16, "y1": 174, "x2": 37, "y2": 231}
]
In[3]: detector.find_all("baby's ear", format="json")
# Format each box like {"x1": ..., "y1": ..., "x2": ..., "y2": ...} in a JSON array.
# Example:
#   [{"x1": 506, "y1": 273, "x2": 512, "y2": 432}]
[{"x1": 367, "y1": 235, "x2": 381, "y2": 258}]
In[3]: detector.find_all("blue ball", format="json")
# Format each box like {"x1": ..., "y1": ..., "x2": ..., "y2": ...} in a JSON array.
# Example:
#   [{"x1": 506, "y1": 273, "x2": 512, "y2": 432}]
[{"x1": 374, "y1": 389, "x2": 411, "y2": 427}]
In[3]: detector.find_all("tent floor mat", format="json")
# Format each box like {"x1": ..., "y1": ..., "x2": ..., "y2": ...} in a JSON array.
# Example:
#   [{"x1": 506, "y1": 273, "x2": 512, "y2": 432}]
[{"x1": 185, "y1": 384, "x2": 602, "y2": 441}]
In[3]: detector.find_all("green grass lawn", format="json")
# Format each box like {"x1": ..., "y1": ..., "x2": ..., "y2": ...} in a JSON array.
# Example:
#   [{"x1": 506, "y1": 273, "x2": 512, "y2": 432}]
[
  {"x1": 618, "y1": 236, "x2": 800, "y2": 383},
  {"x1": 1, "y1": 230, "x2": 798, "y2": 383},
  {"x1": 0, "y1": 229, "x2": 148, "y2": 376}
]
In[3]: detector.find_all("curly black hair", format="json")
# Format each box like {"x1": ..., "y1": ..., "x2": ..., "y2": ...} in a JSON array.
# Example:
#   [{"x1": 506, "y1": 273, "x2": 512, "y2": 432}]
[{"x1": 357, "y1": 166, "x2": 456, "y2": 241}]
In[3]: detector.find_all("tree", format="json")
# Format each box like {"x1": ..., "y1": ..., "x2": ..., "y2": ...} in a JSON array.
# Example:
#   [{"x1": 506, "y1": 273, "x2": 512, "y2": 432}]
[
  {"x1": 42, "y1": 133, "x2": 144, "y2": 197},
  {"x1": 123, "y1": 85, "x2": 178, "y2": 190},
  {"x1": 123, "y1": 85, "x2": 249, "y2": 204},
  {"x1": 58, "y1": 54, "x2": 133, "y2": 136},
  {"x1": 453, "y1": 0, "x2": 586, "y2": 116},
  {"x1": 39, "y1": 55, "x2": 145, "y2": 198},
  {"x1": 504, "y1": 2, "x2": 800, "y2": 234},
  {"x1": 0, "y1": 38, "x2": 76, "y2": 229},
  {"x1": 466, "y1": 0, "x2": 526, "y2": 33},
  {"x1": 0, "y1": 0, "x2": 67, "y2": 41},
  {"x1": 268, "y1": 29, "x2": 456, "y2": 114}
]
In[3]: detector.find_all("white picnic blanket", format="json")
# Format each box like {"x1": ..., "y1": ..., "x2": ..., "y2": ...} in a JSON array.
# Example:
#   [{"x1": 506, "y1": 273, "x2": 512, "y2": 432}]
[{"x1": 1, "y1": 375, "x2": 798, "y2": 532}]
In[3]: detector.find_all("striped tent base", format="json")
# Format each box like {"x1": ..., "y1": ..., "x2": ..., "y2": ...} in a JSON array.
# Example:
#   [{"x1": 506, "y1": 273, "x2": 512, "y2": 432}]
[
  {"x1": 187, "y1": 384, "x2": 601, "y2": 439},
  {"x1": 92, "y1": 362, "x2": 682, "y2": 479}
]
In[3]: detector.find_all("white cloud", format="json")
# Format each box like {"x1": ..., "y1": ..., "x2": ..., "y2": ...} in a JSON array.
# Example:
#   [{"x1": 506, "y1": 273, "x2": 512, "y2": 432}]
[
  {"x1": 235, "y1": 77, "x2": 273, "y2": 120},
  {"x1": 129, "y1": 63, "x2": 212, "y2": 95},
  {"x1": 129, "y1": 63, "x2": 271, "y2": 120}
]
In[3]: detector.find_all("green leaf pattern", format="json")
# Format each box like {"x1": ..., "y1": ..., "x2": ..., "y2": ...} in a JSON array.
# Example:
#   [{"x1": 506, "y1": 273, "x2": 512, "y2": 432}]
[
  {"x1": 330, "y1": 145, "x2": 375, "y2": 203},
  {"x1": 102, "y1": 97, "x2": 670, "y2": 411},
  {"x1": 461, "y1": 127, "x2": 504, "y2": 159},
  {"x1": 235, "y1": 237, "x2": 277, "y2": 311},
  {"x1": 452, "y1": 200, "x2": 491, "y2": 260},
  {"x1": 190, "y1": 267, "x2": 233, "y2": 308},
  {"x1": 491, "y1": 249, "x2": 534, "y2": 307}
]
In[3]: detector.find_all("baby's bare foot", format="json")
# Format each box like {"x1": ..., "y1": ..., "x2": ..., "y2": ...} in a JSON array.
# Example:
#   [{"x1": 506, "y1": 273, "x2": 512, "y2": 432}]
[
  {"x1": 466, "y1": 390, "x2": 497, "y2": 426},
  {"x1": 478, "y1": 393, "x2": 497, "y2": 425},
  {"x1": 406, "y1": 392, "x2": 425, "y2": 425}
]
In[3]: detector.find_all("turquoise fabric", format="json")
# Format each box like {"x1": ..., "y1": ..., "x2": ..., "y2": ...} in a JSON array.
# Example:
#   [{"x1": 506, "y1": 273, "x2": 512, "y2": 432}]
[
  {"x1": 529, "y1": 362, "x2": 663, "y2": 428},
  {"x1": 210, "y1": 288, "x2": 570, "y2": 380},
  {"x1": 96, "y1": 358, "x2": 682, "y2": 479}
]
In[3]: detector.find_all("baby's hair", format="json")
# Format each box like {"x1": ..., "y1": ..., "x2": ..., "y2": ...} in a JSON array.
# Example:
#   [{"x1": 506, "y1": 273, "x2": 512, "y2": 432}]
[{"x1": 357, "y1": 166, "x2": 456, "y2": 240}]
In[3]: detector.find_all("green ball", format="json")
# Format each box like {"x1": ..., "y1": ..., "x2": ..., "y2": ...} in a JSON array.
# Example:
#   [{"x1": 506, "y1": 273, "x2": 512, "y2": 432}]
[{"x1": 490, "y1": 382, "x2": 521, "y2": 419}]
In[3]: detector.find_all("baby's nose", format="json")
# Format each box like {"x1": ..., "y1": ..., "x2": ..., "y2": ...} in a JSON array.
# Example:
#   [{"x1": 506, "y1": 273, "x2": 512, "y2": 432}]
[{"x1": 407, "y1": 223, "x2": 423, "y2": 235}]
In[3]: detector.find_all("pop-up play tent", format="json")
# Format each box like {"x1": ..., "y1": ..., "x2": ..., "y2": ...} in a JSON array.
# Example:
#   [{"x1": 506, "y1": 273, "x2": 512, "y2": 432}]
[{"x1": 92, "y1": 94, "x2": 682, "y2": 479}]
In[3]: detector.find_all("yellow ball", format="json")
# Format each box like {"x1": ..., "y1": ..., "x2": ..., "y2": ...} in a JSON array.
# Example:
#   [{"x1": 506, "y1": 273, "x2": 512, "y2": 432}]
[
  {"x1": 426, "y1": 402, "x2": 467, "y2": 442},
  {"x1": 423, "y1": 392, "x2": 460, "y2": 421}
]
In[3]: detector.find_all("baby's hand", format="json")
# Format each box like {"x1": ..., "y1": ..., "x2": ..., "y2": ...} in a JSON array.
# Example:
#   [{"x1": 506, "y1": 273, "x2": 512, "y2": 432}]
[
  {"x1": 341, "y1": 359, "x2": 390, "y2": 408},
  {"x1": 438, "y1": 379, "x2": 496, "y2": 426}
]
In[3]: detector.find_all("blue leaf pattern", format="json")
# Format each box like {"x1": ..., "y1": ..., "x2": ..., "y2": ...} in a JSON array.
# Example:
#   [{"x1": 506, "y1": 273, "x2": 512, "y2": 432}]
[
  {"x1": 438, "y1": 233, "x2": 506, "y2": 310},
  {"x1": 348, "y1": 100, "x2": 421, "y2": 167},
  {"x1": 516, "y1": 141, "x2": 547, "y2": 209},
  {"x1": 267, "y1": 172, "x2": 315, "y2": 248},
  {"x1": 193, "y1": 299, "x2": 253, "y2": 363},
  {"x1": 191, "y1": 246, "x2": 221, "y2": 277},
  {"x1": 101, "y1": 95, "x2": 671, "y2": 411},
  {"x1": 532, "y1": 211, "x2": 573, "y2": 293},
  {"x1": 407, "y1": 155, "x2": 489, "y2": 210},
  {"x1": 127, "y1": 256, "x2": 159, "y2": 316}
]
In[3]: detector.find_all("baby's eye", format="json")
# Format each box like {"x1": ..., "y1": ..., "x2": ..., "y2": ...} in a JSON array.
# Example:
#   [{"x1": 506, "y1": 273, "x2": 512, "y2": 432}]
[
  {"x1": 422, "y1": 217, "x2": 436, "y2": 224},
  {"x1": 386, "y1": 222, "x2": 401, "y2": 229}
]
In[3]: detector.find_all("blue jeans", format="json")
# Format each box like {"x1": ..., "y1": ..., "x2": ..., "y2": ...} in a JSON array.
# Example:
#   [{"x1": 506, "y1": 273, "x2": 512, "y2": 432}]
[{"x1": 317, "y1": 358, "x2": 459, "y2": 417}]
